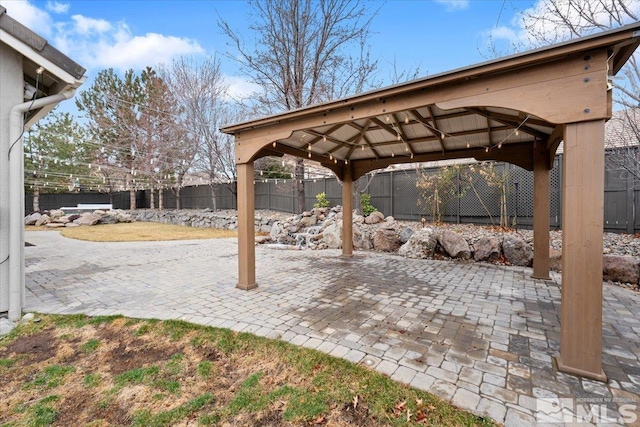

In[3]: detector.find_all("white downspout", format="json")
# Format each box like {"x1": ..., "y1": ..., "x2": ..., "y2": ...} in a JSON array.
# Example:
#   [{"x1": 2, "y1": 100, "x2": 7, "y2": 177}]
[{"x1": 8, "y1": 89, "x2": 76, "y2": 320}]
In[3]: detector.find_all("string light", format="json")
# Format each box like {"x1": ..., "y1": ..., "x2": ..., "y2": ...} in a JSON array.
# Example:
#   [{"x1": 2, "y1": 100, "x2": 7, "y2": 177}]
[
  {"x1": 391, "y1": 152, "x2": 395, "y2": 158},
  {"x1": 323, "y1": 135, "x2": 327, "y2": 142},
  {"x1": 485, "y1": 146, "x2": 490, "y2": 153},
  {"x1": 515, "y1": 130, "x2": 520, "y2": 136},
  {"x1": 361, "y1": 145, "x2": 364, "y2": 151},
  {"x1": 498, "y1": 142, "x2": 502, "y2": 149},
  {"x1": 344, "y1": 159, "x2": 348, "y2": 164},
  {"x1": 397, "y1": 133, "x2": 401, "y2": 141},
  {"x1": 404, "y1": 115, "x2": 409, "y2": 124},
  {"x1": 272, "y1": 142, "x2": 276, "y2": 147}
]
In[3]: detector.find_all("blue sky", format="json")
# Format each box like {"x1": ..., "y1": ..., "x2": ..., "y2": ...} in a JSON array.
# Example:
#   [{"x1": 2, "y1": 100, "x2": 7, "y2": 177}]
[{"x1": 3, "y1": 0, "x2": 542, "y2": 101}]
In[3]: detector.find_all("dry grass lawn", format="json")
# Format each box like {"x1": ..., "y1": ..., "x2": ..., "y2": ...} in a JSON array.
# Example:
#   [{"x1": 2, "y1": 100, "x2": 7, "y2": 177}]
[
  {"x1": 0, "y1": 314, "x2": 495, "y2": 427},
  {"x1": 52, "y1": 222, "x2": 238, "y2": 242}
]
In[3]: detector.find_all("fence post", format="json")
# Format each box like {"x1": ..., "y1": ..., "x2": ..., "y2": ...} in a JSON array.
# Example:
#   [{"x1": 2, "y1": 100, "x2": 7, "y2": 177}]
[
  {"x1": 456, "y1": 168, "x2": 461, "y2": 224},
  {"x1": 627, "y1": 167, "x2": 635, "y2": 234},
  {"x1": 389, "y1": 171, "x2": 394, "y2": 217}
]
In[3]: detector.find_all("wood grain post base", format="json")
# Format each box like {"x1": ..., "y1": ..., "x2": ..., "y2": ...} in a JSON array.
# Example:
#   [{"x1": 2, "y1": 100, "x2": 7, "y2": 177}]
[
  {"x1": 555, "y1": 355, "x2": 608, "y2": 382},
  {"x1": 236, "y1": 282, "x2": 258, "y2": 291}
]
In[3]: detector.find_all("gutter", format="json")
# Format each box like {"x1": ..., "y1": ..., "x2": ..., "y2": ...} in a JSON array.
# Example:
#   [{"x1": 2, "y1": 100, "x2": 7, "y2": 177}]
[{"x1": 8, "y1": 89, "x2": 76, "y2": 320}]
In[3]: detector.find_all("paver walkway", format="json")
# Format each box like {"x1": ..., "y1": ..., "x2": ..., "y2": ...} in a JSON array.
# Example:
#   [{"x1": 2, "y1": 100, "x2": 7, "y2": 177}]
[{"x1": 24, "y1": 231, "x2": 640, "y2": 426}]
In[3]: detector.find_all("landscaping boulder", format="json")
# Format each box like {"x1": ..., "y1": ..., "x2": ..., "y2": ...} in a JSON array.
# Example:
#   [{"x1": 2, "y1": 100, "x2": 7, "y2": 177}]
[
  {"x1": 45, "y1": 222, "x2": 65, "y2": 228},
  {"x1": 99, "y1": 213, "x2": 119, "y2": 225},
  {"x1": 24, "y1": 212, "x2": 41, "y2": 225},
  {"x1": 35, "y1": 214, "x2": 50, "y2": 227},
  {"x1": 399, "y1": 226, "x2": 415, "y2": 244},
  {"x1": 438, "y1": 229, "x2": 471, "y2": 260},
  {"x1": 49, "y1": 209, "x2": 65, "y2": 219},
  {"x1": 53, "y1": 216, "x2": 70, "y2": 224},
  {"x1": 114, "y1": 211, "x2": 133, "y2": 223},
  {"x1": 353, "y1": 223, "x2": 373, "y2": 250},
  {"x1": 300, "y1": 215, "x2": 317, "y2": 228},
  {"x1": 323, "y1": 221, "x2": 342, "y2": 249},
  {"x1": 603, "y1": 254, "x2": 640, "y2": 284},
  {"x1": 270, "y1": 221, "x2": 284, "y2": 241},
  {"x1": 473, "y1": 236, "x2": 501, "y2": 262},
  {"x1": 502, "y1": 234, "x2": 533, "y2": 267},
  {"x1": 373, "y1": 228, "x2": 401, "y2": 252},
  {"x1": 398, "y1": 227, "x2": 437, "y2": 259},
  {"x1": 365, "y1": 211, "x2": 384, "y2": 224},
  {"x1": 74, "y1": 213, "x2": 101, "y2": 226}
]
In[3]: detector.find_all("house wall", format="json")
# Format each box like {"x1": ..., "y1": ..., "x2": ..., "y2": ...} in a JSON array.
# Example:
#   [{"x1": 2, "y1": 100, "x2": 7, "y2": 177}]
[{"x1": 0, "y1": 42, "x2": 23, "y2": 313}]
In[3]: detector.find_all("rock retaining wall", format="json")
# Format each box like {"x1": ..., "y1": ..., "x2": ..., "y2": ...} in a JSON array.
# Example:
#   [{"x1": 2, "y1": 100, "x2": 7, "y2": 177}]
[
  {"x1": 25, "y1": 209, "x2": 133, "y2": 227},
  {"x1": 128, "y1": 209, "x2": 283, "y2": 232}
]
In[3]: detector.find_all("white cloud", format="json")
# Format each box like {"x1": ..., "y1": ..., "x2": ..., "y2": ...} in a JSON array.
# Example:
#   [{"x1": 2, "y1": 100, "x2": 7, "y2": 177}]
[
  {"x1": 434, "y1": 0, "x2": 469, "y2": 11},
  {"x1": 484, "y1": 0, "x2": 640, "y2": 52},
  {"x1": 4, "y1": 1, "x2": 206, "y2": 73},
  {"x1": 481, "y1": 25, "x2": 521, "y2": 50},
  {"x1": 225, "y1": 75, "x2": 261, "y2": 101},
  {"x1": 71, "y1": 14, "x2": 112, "y2": 34},
  {"x1": 90, "y1": 32, "x2": 204, "y2": 71},
  {"x1": 46, "y1": 1, "x2": 69, "y2": 14},
  {"x1": 2, "y1": 0, "x2": 53, "y2": 36},
  {"x1": 1, "y1": 0, "x2": 205, "y2": 72}
]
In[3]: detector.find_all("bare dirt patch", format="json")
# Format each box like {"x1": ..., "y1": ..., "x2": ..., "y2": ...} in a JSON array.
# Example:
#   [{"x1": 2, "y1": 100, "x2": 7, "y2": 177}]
[{"x1": 2, "y1": 328, "x2": 59, "y2": 363}]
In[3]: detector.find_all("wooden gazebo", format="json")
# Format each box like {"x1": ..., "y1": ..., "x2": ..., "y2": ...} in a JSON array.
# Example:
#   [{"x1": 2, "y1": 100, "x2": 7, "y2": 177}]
[{"x1": 221, "y1": 23, "x2": 640, "y2": 382}]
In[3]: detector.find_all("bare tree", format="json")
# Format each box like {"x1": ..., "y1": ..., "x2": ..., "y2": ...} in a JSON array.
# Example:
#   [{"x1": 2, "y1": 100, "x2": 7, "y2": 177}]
[
  {"x1": 518, "y1": 0, "x2": 639, "y2": 105},
  {"x1": 159, "y1": 56, "x2": 231, "y2": 210},
  {"x1": 486, "y1": 0, "x2": 640, "y2": 188},
  {"x1": 219, "y1": 0, "x2": 380, "y2": 213}
]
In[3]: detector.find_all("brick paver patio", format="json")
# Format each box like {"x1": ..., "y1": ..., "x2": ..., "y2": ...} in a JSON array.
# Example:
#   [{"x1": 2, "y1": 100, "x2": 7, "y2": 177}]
[{"x1": 24, "y1": 231, "x2": 640, "y2": 426}]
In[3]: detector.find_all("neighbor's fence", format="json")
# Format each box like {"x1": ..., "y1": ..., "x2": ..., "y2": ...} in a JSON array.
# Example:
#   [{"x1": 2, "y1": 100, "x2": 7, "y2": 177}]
[{"x1": 25, "y1": 154, "x2": 640, "y2": 233}]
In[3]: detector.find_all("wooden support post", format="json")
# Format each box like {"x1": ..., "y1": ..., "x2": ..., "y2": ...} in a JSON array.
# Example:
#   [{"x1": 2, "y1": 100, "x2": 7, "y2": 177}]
[
  {"x1": 237, "y1": 162, "x2": 257, "y2": 290},
  {"x1": 556, "y1": 120, "x2": 607, "y2": 382},
  {"x1": 532, "y1": 141, "x2": 551, "y2": 280},
  {"x1": 342, "y1": 166, "x2": 354, "y2": 257}
]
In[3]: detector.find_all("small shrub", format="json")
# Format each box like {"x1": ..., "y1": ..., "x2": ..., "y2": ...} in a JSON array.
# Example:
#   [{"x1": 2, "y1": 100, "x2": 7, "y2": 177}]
[
  {"x1": 360, "y1": 194, "x2": 377, "y2": 216},
  {"x1": 313, "y1": 192, "x2": 330, "y2": 208}
]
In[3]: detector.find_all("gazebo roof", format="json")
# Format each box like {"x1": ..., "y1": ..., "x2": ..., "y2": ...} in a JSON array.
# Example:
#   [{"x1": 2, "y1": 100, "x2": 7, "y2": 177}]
[{"x1": 221, "y1": 22, "x2": 640, "y2": 178}]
